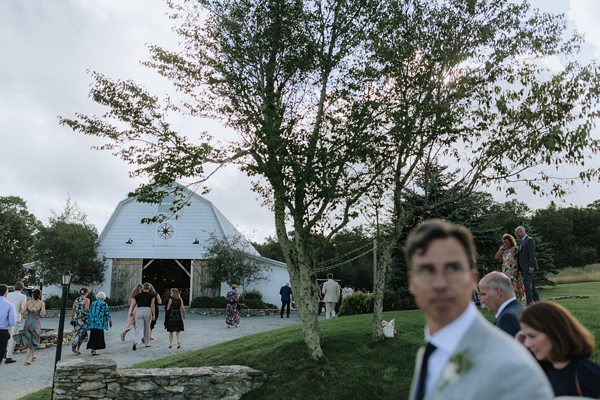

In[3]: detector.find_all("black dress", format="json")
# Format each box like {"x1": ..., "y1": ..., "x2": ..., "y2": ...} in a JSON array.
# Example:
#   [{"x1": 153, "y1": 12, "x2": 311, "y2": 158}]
[{"x1": 165, "y1": 299, "x2": 184, "y2": 332}]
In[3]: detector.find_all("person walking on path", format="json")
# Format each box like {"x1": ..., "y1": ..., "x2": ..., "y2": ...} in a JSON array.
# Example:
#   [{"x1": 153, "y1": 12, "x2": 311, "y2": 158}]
[
  {"x1": 121, "y1": 284, "x2": 142, "y2": 343},
  {"x1": 321, "y1": 273, "x2": 340, "y2": 319},
  {"x1": 515, "y1": 226, "x2": 540, "y2": 304},
  {"x1": 5, "y1": 281, "x2": 27, "y2": 364},
  {"x1": 70, "y1": 287, "x2": 90, "y2": 355},
  {"x1": 86, "y1": 292, "x2": 112, "y2": 356},
  {"x1": 165, "y1": 288, "x2": 185, "y2": 349},
  {"x1": 13, "y1": 289, "x2": 45, "y2": 365},
  {"x1": 279, "y1": 283, "x2": 292, "y2": 318},
  {"x1": 225, "y1": 285, "x2": 240, "y2": 328},
  {"x1": 133, "y1": 283, "x2": 155, "y2": 350},
  {"x1": 0, "y1": 284, "x2": 16, "y2": 364},
  {"x1": 148, "y1": 283, "x2": 162, "y2": 340}
]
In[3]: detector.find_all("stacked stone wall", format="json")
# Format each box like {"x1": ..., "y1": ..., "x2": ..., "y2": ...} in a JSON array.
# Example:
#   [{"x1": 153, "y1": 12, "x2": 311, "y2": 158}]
[{"x1": 53, "y1": 359, "x2": 266, "y2": 400}]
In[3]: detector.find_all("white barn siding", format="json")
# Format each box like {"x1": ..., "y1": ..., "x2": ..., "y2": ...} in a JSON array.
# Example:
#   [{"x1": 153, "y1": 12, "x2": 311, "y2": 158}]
[{"x1": 97, "y1": 184, "x2": 288, "y2": 303}]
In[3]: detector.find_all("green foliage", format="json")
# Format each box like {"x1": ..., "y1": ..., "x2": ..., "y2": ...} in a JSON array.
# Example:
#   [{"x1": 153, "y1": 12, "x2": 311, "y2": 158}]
[
  {"x1": 241, "y1": 289, "x2": 263, "y2": 301},
  {"x1": 204, "y1": 233, "x2": 268, "y2": 293},
  {"x1": 0, "y1": 196, "x2": 41, "y2": 284},
  {"x1": 339, "y1": 290, "x2": 415, "y2": 315},
  {"x1": 241, "y1": 298, "x2": 271, "y2": 309},
  {"x1": 35, "y1": 198, "x2": 105, "y2": 286},
  {"x1": 190, "y1": 296, "x2": 227, "y2": 308}
]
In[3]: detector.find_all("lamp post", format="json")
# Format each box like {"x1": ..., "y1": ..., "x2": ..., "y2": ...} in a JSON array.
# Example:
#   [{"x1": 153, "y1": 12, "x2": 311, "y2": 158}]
[{"x1": 52, "y1": 271, "x2": 72, "y2": 399}]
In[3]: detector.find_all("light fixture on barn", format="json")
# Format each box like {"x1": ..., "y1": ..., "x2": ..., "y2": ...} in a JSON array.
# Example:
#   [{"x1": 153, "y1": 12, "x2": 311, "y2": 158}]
[
  {"x1": 125, "y1": 238, "x2": 134, "y2": 245},
  {"x1": 192, "y1": 238, "x2": 200, "y2": 244}
]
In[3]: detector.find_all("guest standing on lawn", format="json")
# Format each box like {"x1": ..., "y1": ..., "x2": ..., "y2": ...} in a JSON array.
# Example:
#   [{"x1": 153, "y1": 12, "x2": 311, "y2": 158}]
[
  {"x1": 86, "y1": 292, "x2": 112, "y2": 356},
  {"x1": 225, "y1": 284, "x2": 240, "y2": 328},
  {"x1": 495, "y1": 233, "x2": 525, "y2": 302},
  {"x1": 70, "y1": 287, "x2": 90, "y2": 355},
  {"x1": 165, "y1": 288, "x2": 185, "y2": 348},
  {"x1": 121, "y1": 284, "x2": 142, "y2": 342},
  {"x1": 13, "y1": 289, "x2": 45, "y2": 365}
]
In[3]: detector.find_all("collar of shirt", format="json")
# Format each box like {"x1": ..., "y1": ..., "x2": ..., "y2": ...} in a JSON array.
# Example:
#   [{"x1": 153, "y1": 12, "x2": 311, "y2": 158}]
[
  {"x1": 495, "y1": 296, "x2": 517, "y2": 319},
  {"x1": 423, "y1": 302, "x2": 479, "y2": 394}
]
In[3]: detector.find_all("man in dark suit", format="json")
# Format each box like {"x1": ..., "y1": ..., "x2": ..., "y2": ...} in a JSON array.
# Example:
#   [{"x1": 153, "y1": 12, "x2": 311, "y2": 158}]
[
  {"x1": 515, "y1": 226, "x2": 540, "y2": 304},
  {"x1": 279, "y1": 283, "x2": 292, "y2": 318},
  {"x1": 479, "y1": 271, "x2": 525, "y2": 337}
]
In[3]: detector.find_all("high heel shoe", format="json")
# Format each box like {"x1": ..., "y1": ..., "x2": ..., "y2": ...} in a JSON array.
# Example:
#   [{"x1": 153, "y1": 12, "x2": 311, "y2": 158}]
[{"x1": 24, "y1": 361, "x2": 32, "y2": 366}]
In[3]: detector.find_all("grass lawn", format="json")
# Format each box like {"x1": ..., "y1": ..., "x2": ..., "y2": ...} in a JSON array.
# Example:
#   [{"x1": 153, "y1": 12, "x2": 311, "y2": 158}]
[{"x1": 21, "y1": 281, "x2": 600, "y2": 400}]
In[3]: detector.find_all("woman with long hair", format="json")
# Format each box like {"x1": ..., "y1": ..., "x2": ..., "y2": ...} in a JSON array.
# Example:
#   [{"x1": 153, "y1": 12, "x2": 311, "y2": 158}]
[
  {"x1": 121, "y1": 283, "x2": 143, "y2": 342},
  {"x1": 132, "y1": 282, "x2": 155, "y2": 350},
  {"x1": 165, "y1": 288, "x2": 185, "y2": 348},
  {"x1": 225, "y1": 284, "x2": 240, "y2": 328},
  {"x1": 495, "y1": 233, "x2": 525, "y2": 301},
  {"x1": 70, "y1": 287, "x2": 90, "y2": 355},
  {"x1": 518, "y1": 302, "x2": 600, "y2": 397},
  {"x1": 13, "y1": 289, "x2": 45, "y2": 365},
  {"x1": 86, "y1": 292, "x2": 112, "y2": 356}
]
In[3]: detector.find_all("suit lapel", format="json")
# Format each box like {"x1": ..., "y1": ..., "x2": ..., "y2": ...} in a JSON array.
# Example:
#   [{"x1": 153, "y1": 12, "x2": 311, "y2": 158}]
[{"x1": 428, "y1": 315, "x2": 487, "y2": 399}]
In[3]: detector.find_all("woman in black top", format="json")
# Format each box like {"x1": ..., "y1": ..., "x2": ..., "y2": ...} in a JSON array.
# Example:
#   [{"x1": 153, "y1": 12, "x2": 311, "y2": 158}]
[
  {"x1": 518, "y1": 301, "x2": 600, "y2": 397},
  {"x1": 132, "y1": 283, "x2": 155, "y2": 351},
  {"x1": 165, "y1": 288, "x2": 186, "y2": 349}
]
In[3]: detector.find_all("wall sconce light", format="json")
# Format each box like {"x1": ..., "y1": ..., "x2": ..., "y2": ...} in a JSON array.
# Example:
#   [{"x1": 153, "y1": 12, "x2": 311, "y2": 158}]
[
  {"x1": 192, "y1": 238, "x2": 200, "y2": 244},
  {"x1": 126, "y1": 238, "x2": 134, "y2": 245}
]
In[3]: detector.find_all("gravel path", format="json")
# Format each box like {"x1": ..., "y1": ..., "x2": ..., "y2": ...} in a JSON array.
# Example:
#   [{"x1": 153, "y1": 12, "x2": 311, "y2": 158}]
[{"x1": 4, "y1": 309, "x2": 302, "y2": 400}]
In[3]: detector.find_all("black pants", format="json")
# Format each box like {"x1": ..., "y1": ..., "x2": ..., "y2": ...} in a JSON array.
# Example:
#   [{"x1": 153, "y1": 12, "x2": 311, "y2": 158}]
[
  {"x1": 522, "y1": 268, "x2": 540, "y2": 304},
  {"x1": 0, "y1": 329, "x2": 9, "y2": 363},
  {"x1": 281, "y1": 300, "x2": 291, "y2": 317}
]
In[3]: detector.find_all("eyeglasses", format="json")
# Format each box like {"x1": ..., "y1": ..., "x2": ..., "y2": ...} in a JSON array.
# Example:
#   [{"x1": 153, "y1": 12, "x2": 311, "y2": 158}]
[{"x1": 412, "y1": 263, "x2": 471, "y2": 284}]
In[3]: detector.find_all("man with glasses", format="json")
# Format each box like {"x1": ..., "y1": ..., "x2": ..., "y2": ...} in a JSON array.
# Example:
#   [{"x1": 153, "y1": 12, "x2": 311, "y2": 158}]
[{"x1": 406, "y1": 219, "x2": 551, "y2": 400}]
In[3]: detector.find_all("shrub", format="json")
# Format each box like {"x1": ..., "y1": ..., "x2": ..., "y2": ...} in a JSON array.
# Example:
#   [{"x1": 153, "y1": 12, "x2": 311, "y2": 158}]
[
  {"x1": 242, "y1": 298, "x2": 269, "y2": 309},
  {"x1": 191, "y1": 296, "x2": 227, "y2": 308},
  {"x1": 44, "y1": 290, "x2": 80, "y2": 309},
  {"x1": 339, "y1": 293, "x2": 373, "y2": 315},
  {"x1": 339, "y1": 290, "x2": 417, "y2": 315},
  {"x1": 104, "y1": 297, "x2": 123, "y2": 306},
  {"x1": 242, "y1": 289, "x2": 263, "y2": 301}
]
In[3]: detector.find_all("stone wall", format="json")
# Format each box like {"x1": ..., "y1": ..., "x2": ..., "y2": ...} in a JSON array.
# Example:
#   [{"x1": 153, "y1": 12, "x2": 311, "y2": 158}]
[
  {"x1": 53, "y1": 358, "x2": 266, "y2": 400},
  {"x1": 189, "y1": 308, "x2": 279, "y2": 317},
  {"x1": 42, "y1": 304, "x2": 129, "y2": 318},
  {"x1": 111, "y1": 258, "x2": 143, "y2": 303}
]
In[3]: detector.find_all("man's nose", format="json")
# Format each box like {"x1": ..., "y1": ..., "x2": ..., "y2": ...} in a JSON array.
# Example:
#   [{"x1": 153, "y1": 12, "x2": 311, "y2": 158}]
[{"x1": 431, "y1": 271, "x2": 449, "y2": 288}]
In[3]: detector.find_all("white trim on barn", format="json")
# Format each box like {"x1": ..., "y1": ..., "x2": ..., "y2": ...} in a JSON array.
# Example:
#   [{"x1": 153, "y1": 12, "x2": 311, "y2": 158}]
[{"x1": 95, "y1": 183, "x2": 288, "y2": 306}]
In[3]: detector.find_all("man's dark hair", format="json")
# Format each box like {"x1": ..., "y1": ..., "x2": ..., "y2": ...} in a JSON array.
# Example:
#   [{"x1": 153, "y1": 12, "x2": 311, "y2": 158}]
[
  {"x1": 0, "y1": 284, "x2": 8, "y2": 296},
  {"x1": 327, "y1": 273, "x2": 333, "y2": 279},
  {"x1": 404, "y1": 219, "x2": 477, "y2": 270}
]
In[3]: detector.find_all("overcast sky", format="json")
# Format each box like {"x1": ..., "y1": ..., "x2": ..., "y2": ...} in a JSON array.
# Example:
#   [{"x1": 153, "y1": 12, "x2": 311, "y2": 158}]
[{"x1": 1, "y1": 0, "x2": 599, "y2": 242}]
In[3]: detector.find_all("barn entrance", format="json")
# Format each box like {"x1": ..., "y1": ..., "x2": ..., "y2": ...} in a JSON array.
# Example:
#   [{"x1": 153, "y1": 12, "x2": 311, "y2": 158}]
[{"x1": 142, "y1": 259, "x2": 191, "y2": 305}]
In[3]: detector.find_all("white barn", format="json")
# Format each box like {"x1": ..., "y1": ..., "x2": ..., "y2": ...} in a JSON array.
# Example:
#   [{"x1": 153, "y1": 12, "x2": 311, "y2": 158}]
[{"x1": 93, "y1": 185, "x2": 289, "y2": 306}]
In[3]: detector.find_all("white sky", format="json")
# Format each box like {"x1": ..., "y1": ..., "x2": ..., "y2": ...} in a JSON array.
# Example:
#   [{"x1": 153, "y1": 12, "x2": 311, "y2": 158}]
[{"x1": 1, "y1": 0, "x2": 599, "y2": 242}]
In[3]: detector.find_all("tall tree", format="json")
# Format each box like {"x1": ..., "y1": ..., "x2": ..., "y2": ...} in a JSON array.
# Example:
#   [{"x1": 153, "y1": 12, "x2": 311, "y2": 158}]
[
  {"x1": 204, "y1": 233, "x2": 268, "y2": 294},
  {"x1": 35, "y1": 198, "x2": 105, "y2": 286},
  {"x1": 365, "y1": 0, "x2": 600, "y2": 340},
  {"x1": 0, "y1": 196, "x2": 41, "y2": 284},
  {"x1": 61, "y1": 0, "x2": 380, "y2": 361}
]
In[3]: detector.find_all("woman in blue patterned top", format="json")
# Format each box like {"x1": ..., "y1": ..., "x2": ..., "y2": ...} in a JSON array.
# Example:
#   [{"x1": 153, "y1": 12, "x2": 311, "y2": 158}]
[{"x1": 86, "y1": 292, "x2": 112, "y2": 355}]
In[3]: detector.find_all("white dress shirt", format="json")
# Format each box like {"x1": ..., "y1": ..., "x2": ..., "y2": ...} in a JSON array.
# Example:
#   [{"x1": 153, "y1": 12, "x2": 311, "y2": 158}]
[
  {"x1": 494, "y1": 296, "x2": 517, "y2": 319},
  {"x1": 0, "y1": 296, "x2": 16, "y2": 329},
  {"x1": 424, "y1": 302, "x2": 478, "y2": 394},
  {"x1": 7, "y1": 290, "x2": 27, "y2": 323}
]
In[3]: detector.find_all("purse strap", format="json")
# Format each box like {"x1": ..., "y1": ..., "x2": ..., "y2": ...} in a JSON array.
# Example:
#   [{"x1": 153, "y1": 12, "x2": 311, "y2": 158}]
[{"x1": 574, "y1": 360, "x2": 583, "y2": 397}]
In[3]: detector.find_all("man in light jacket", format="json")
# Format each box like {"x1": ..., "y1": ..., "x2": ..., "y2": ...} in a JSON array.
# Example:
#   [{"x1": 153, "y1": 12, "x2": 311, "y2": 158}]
[
  {"x1": 5, "y1": 281, "x2": 27, "y2": 363},
  {"x1": 321, "y1": 273, "x2": 340, "y2": 319}
]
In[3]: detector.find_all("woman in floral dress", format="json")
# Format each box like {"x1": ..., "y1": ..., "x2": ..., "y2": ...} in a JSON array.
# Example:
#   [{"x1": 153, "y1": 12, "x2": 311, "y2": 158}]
[
  {"x1": 14, "y1": 289, "x2": 46, "y2": 365},
  {"x1": 495, "y1": 233, "x2": 525, "y2": 301},
  {"x1": 70, "y1": 287, "x2": 90, "y2": 355},
  {"x1": 225, "y1": 284, "x2": 240, "y2": 328}
]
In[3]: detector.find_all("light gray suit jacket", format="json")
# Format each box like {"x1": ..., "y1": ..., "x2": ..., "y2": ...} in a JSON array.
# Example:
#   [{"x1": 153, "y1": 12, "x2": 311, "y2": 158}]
[{"x1": 408, "y1": 313, "x2": 553, "y2": 400}]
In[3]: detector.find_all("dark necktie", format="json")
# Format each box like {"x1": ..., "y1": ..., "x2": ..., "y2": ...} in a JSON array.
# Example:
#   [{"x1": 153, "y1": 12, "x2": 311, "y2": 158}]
[{"x1": 415, "y1": 342, "x2": 437, "y2": 400}]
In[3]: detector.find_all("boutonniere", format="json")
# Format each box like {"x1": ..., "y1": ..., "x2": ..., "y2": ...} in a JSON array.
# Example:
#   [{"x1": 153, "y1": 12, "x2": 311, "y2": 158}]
[{"x1": 437, "y1": 351, "x2": 473, "y2": 391}]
